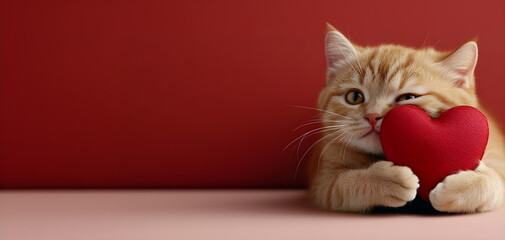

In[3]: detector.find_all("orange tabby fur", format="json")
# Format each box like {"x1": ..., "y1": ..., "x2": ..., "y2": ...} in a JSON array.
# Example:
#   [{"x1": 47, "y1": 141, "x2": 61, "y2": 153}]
[{"x1": 307, "y1": 24, "x2": 505, "y2": 213}]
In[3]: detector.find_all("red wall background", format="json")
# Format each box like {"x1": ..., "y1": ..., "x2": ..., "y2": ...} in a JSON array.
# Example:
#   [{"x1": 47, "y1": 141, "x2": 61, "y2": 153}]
[{"x1": 1, "y1": 0, "x2": 504, "y2": 188}]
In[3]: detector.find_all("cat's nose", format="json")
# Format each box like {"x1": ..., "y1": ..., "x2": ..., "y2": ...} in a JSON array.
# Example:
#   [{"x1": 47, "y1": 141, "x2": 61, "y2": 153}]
[{"x1": 364, "y1": 113, "x2": 383, "y2": 127}]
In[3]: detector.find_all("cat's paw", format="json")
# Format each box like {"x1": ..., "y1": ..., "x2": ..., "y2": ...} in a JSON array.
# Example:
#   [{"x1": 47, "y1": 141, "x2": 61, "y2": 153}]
[
  {"x1": 368, "y1": 161, "x2": 419, "y2": 208},
  {"x1": 429, "y1": 162, "x2": 505, "y2": 213}
]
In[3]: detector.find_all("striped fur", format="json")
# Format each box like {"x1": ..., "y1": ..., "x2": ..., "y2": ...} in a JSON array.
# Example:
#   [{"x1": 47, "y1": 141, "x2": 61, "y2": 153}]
[{"x1": 307, "y1": 25, "x2": 505, "y2": 213}]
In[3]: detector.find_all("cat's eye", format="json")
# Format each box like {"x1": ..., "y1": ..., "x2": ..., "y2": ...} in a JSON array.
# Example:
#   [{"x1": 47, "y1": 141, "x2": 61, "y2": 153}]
[
  {"x1": 345, "y1": 89, "x2": 364, "y2": 105},
  {"x1": 396, "y1": 93, "x2": 418, "y2": 102}
]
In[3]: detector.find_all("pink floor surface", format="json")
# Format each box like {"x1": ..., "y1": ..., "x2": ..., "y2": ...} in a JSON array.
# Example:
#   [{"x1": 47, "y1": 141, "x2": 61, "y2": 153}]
[{"x1": 1, "y1": 189, "x2": 504, "y2": 240}]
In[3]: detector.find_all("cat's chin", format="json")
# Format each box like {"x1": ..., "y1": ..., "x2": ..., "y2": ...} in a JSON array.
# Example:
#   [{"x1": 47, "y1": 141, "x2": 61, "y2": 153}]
[{"x1": 352, "y1": 131, "x2": 384, "y2": 155}]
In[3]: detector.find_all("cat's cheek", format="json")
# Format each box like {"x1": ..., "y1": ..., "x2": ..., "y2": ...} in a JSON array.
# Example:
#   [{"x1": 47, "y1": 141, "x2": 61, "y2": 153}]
[{"x1": 353, "y1": 134, "x2": 384, "y2": 155}]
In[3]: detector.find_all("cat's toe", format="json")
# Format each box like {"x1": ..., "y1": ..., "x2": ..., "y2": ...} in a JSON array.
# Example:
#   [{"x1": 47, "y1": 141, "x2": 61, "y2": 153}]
[
  {"x1": 376, "y1": 163, "x2": 419, "y2": 207},
  {"x1": 429, "y1": 168, "x2": 504, "y2": 213},
  {"x1": 429, "y1": 181, "x2": 455, "y2": 212},
  {"x1": 384, "y1": 187, "x2": 418, "y2": 207}
]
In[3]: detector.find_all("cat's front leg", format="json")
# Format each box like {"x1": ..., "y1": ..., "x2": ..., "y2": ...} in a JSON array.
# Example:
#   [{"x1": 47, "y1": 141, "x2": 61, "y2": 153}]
[
  {"x1": 429, "y1": 162, "x2": 505, "y2": 213},
  {"x1": 331, "y1": 161, "x2": 419, "y2": 212}
]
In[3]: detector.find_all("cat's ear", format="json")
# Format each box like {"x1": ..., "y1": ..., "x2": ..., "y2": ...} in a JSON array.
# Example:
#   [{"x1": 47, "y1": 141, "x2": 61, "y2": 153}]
[
  {"x1": 437, "y1": 42, "x2": 478, "y2": 88},
  {"x1": 325, "y1": 23, "x2": 359, "y2": 70}
]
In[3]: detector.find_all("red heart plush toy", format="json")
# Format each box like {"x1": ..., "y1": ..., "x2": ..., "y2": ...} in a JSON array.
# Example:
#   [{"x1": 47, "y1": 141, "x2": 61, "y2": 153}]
[{"x1": 380, "y1": 105, "x2": 489, "y2": 201}]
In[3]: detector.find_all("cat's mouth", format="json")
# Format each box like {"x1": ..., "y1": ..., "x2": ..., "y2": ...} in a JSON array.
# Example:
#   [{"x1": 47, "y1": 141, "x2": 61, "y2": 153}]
[{"x1": 362, "y1": 129, "x2": 379, "y2": 138}]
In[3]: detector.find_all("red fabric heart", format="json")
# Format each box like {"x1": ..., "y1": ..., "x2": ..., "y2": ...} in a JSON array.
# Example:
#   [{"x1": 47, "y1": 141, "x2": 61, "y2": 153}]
[{"x1": 380, "y1": 105, "x2": 489, "y2": 201}]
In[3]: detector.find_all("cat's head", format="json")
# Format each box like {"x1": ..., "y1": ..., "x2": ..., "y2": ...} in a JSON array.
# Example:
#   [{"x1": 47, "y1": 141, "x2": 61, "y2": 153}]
[{"x1": 319, "y1": 24, "x2": 479, "y2": 155}]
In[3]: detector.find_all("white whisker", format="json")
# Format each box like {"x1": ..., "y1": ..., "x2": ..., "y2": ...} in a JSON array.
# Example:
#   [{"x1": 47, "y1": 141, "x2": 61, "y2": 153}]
[
  {"x1": 289, "y1": 105, "x2": 352, "y2": 120},
  {"x1": 292, "y1": 119, "x2": 352, "y2": 132},
  {"x1": 293, "y1": 129, "x2": 345, "y2": 183},
  {"x1": 340, "y1": 131, "x2": 360, "y2": 168},
  {"x1": 296, "y1": 123, "x2": 361, "y2": 159},
  {"x1": 316, "y1": 129, "x2": 349, "y2": 174},
  {"x1": 282, "y1": 125, "x2": 340, "y2": 154},
  {"x1": 296, "y1": 125, "x2": 348, "y2": 158}
]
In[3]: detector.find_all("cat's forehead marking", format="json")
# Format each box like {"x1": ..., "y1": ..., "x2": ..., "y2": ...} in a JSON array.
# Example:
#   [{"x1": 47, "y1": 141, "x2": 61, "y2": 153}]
[
  {"x1": 385, "y1": 54, "x2": 408, "y2": 83},
  {"x1": 389, "y1": 70, "x2": 405, "y2": 90},
  {"x1": 362, "y1": 67, "x2": 373, "y2": 86},
  {"x1": 361, "y1": 48, "x2": 413, "y2": 86},
  {"x1": 370, "y1": 53, "x2": 381, "y2": 79},
  {"x1": 350, "y1": 71, "x2": 360, "y2": 83}
]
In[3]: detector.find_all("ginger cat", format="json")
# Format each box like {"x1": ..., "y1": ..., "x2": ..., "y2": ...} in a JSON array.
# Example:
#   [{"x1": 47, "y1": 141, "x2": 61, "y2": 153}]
[{"x1": 307, "y1": 24, "x2": 505, "y2": 213}]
